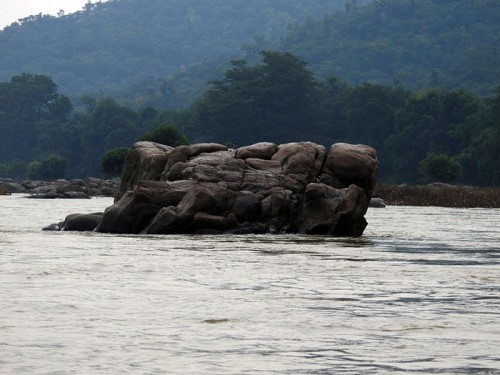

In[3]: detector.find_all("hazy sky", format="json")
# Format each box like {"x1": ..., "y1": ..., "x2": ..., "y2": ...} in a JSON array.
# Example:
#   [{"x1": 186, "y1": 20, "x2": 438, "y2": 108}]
[{"x1": 0, "y1": 1, "x2": 108, "y2": 30}]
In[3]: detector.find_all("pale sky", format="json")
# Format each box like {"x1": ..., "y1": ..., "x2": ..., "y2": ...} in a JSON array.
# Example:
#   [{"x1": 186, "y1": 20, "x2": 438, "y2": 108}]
[{"x1": 0, "y1": 1, "x2": 108, "y2": 30}]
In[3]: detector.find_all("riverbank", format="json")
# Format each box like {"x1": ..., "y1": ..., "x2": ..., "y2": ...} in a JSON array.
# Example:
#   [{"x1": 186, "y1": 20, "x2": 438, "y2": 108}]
[{"x1": 374, "y1": 183, "x2": 500, "y2": 208}]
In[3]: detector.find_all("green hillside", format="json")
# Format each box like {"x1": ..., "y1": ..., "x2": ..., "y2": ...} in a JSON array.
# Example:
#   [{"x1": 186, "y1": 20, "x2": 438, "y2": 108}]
[
  {"x1": 0, "y1": 0, "x2": 358, "y2": 101},
  {"x1": 1, "y1": 0, "x2": 499, "y2": 185},
  {"x1": 280, "y1": 0, "x2": 500, "y2": 96},
  {"x1": 114, "y1": 0, "x2": 500, "y2": 108}
]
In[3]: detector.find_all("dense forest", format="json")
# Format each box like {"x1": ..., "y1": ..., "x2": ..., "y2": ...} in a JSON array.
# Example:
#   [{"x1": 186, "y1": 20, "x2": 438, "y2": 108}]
[
  {"x1": 1, "y1": 53, "x2": 499, "y2": 185},
  {"x1": 280, "y1": 0, "x2": 500, "y2": 96},
  {"x1": 0, "y1": 0, "x2": 498, "y2": 186},
  {"x1": 0, "y1": 0, "x2": 361, "y2": 105},
  {"x1": 1, "y1": 0, "x2": 498, "y2": 110}
]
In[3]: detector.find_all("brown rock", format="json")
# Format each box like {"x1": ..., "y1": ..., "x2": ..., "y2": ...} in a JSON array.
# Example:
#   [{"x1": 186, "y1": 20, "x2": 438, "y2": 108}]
[
  {"x1": 117, "y1": 141, "x2": 173, "y2": 201},
  {"x1": 235, "y1": 142, "x2": 278, "y2": 159},
  {"x1": 81, "y1": 141, "x2": 379, "y2": 237},
  {"x1": 322, "y1": 143, "x2": 379, "y2": 199}
]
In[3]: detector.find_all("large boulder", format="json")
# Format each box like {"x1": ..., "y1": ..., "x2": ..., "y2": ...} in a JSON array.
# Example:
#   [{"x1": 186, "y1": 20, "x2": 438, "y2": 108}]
[
  {"x1": 297, "y1": 183, "x2": 368, "y2": 236},
  {"x1": 117, "y1": 141, "x2": 174, "y2": 201},
  {"x1": 96, "y1": 180, "x2": 195, "y2": 234},
  {"x1": 59, "y1": 141, "x2": 379, "y2": 237},
  {"x1": 0, "y1": 179, "x2": 25, "y2": 194},
  {"x1": 321, "y1": 143, "x2": 379, "y2": 199}
]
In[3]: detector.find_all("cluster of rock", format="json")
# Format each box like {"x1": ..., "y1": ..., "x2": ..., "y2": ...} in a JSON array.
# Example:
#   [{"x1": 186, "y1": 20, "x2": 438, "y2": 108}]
[
  {"x1": 0, "y1": 177, "x2": 117, "y2": 198},
  {"x1": 50, "y1": 141, "x2": 379, "y2": 237}
]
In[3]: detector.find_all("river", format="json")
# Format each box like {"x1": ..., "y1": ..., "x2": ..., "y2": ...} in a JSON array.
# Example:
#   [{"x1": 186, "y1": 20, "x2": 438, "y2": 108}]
[{"x1": 0, "y1": 194, "x2": 499, "y2": 374}]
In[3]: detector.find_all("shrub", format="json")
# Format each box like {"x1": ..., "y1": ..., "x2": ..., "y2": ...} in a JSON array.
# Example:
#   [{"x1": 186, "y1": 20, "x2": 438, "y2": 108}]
[
  {"x1": 29, "y1": 154, "x2": 68, "y2": 180},
  {"x1": 137, "y1": 124, "x2": 189, "y2": 146},
  {"x1": 100, "y1": 147, "x2": 129, "y2": 178},
  {"x1": 419, "y1": 153, "x2": 462, "y2": 183}
]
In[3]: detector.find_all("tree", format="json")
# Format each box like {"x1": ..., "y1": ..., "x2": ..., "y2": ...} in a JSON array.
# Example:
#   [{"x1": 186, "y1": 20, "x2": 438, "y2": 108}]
[
  {"x1": 100, "y1": 147, "x2": 129, "y2": 178},
  {"x1": 76, "y1": 97, "x2": 140, "y2": 176},
  {"x1": 259, "y1": 51, "x2": 323, "y2": 142},
  {"x1": 331, "y1": 83, "x2": 409, "y2": 179},
  {"x1": 2, "y1": 159, "x2": 29, "y2": 179},
  {"x1": 459, "y1": 86, "x2": 500, "y2": 185},
  {"x1": 419, "y1": 153, "x2": 462, "y2": 183},
  {"x1": 385, "y1": 88, "x2": 480, "y2": 183},
  {"x1": 0, "y1": 73, "x2": 72, "y2": 161},
  {"x1": 28, "y1": 154, "x2": 68, "y2": 180},
  {"x1": 136, "y1": 124, "x2": 189, "y2": 146},
  {"x1": 192, "y1": 51, "x2": 323, "y2": 145}
]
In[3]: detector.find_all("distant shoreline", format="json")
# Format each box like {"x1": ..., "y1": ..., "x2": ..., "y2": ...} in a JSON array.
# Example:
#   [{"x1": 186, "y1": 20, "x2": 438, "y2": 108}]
[
  {"x1": 374, "y1": 183, "x2": 500, "y2": 208},
  {"x1": 2, "y1": 178, "x2": 499, "y2": 209}
]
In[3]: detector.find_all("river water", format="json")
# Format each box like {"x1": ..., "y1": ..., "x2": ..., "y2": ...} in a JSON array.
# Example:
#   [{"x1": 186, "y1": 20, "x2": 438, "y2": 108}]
[{"x1": 0, "y1": 194, "x2": 499, "y2": 374}]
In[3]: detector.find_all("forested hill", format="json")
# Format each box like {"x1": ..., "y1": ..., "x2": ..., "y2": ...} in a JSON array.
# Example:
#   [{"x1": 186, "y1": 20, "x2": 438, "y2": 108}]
[
  {"x1": 0, "y1": 0, "x2": 367, "y2": 100},
  {"x1": 279, "y1": 0, "x2": 500, "y2": 96},
  {"x1": 119, "y1": 0, "x2": 500, "y2": 109},
  {"x1": 2, "y1": 0, "x2": 497, "y2": 108}
]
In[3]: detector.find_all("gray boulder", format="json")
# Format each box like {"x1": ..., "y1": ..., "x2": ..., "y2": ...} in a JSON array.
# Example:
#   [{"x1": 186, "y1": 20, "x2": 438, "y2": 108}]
[{"x1": 369, "y1": 197, "x2": 386, "y2": 208}]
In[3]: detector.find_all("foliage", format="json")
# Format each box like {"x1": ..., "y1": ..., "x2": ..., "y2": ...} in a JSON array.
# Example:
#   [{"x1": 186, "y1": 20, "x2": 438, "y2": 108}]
[
  {"x1": 0, "y1": 53, "x2": 498, "y2": 186},
  {"x1": 28, "y1": 154, "x2": 68, "y2": 180},
  {"x1": 458, "y1": 87, "x2": 500, "y2": 185},
  {"x1": 0, "y1": 73, "x2": 72, "y2": 161},
  {"x1": 192, "y1": 51, "x2": 323, "y2": 145},
  {"x1": 384, "y1": 88, "x2": 481, "y2": 182},
  {"x1": 279, "y1": 0, "x2": 500, "y2": 97},
  {"x1": 419, "y1": 153, "x2": 462, "y2": 183},
  {"x1": 0, "y1": 74, "x2": 190, "y2": 178},
  {"x1": 100, "y1": 147, "x2": 129, "y2": 178},
  {"x1": 0, "y1": 0, "x2": 350, "y2": 106},
  {"x1": 1, "y1": 159, "x2": 28, "y2": 179},
  {"x1": 2, "y1": 0, "x2": 497, "y2": 110},
  {"x1": 0, "y1": 154, "x2": 67, "y2": 180},
  {"x1": 136, "y1": 124, "x2": 189, "y2": 146}
]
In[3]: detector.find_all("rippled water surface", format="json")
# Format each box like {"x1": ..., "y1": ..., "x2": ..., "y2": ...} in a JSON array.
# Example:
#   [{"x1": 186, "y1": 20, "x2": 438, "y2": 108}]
[{"x1": 1, "y1": 195, "x2": 499, "y2": 374}]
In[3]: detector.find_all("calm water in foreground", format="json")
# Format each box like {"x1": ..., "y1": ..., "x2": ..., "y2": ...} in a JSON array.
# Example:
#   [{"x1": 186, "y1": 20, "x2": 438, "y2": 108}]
[{"x1": 0, "y1": 195, "x2": 499, "y2": 374}]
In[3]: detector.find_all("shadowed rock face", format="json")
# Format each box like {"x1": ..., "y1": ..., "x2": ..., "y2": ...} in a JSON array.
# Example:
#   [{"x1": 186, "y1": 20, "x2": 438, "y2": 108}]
[{"x1": 88, "y1": 141, "x2": 379, "y2": 236}]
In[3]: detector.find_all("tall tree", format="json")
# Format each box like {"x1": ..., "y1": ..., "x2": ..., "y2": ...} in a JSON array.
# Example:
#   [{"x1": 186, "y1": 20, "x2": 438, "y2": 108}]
[
  {"x1": 191, "y1": 51, "x2": 323, "y2": 145},
  {"x1": 0, "y1": 73, "x2": 72, "y2": 161},
  {"x1": 75, "y1": 97, "x2": 140, "y2": 176},
  {"x1": 385, "y1": 88, "x2": 480, "y2": 182}
]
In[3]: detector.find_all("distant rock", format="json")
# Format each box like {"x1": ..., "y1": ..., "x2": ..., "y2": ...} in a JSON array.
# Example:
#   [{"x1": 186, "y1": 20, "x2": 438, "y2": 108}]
[
  {"x1": 27, "y1": 191, "x2": 91, "y2": 199},
  {"x1": 0, "y1": 177, "x2": 118, "y2": 198},
  {"x1": 369, "y1": 197, "x2": 386, "y2": 208}
]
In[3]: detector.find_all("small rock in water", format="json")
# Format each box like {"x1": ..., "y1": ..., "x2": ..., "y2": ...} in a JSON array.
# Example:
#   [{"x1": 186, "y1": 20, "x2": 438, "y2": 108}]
[
  {"x1": 369, "y1": 197, "x2": 386, "y2": 208},
  {"x1": 42, "y1": 223, "x2": 61, "y2": 231},
  {"x1": 202, "y1": 319, "x2": 230, "y2": 324}
]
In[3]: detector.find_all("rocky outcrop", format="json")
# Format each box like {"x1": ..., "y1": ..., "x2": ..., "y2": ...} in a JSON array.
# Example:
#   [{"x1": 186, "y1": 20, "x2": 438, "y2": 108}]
[{"x1": 86, "y1": 141, "x2": 379, "y2": 236}]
